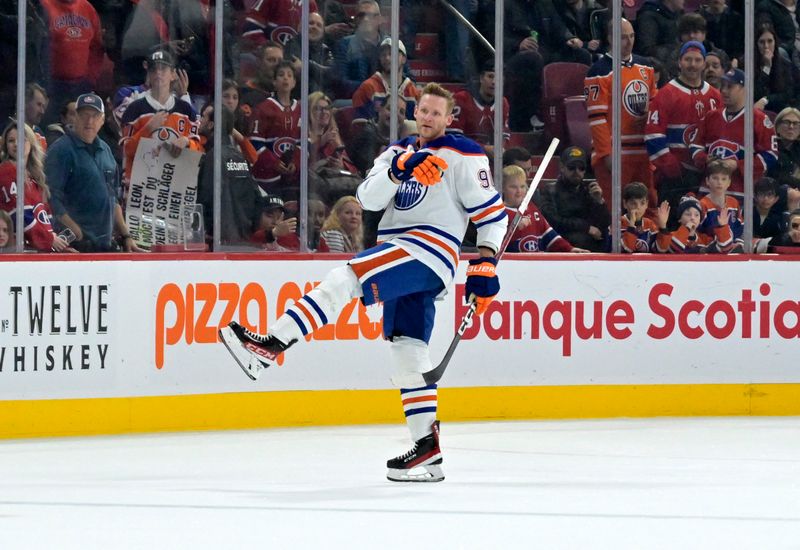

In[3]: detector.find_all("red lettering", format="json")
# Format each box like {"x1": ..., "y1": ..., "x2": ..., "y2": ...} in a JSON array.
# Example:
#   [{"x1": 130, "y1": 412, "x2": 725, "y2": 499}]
[
  {"x1": 543, "y1": 301, "x2": 572, "y2": 356},
  {"x1": 774, "y1": 301, "x2": 800, "y2": 338},
  {"x1": 705, "y1": 300, "x2": 736, "y2": 339},
  {"x1": 760, "y1": 283, "x2": 771, "y2": 338},
  {"x1": 606, "y1": 300, "x2": 634, "y2": 339},
  {"x1": 513, "y1": 301, "x2": 540, "y2": 340},
  {"x1": 678, "y1": 300, "x2": 704, "y2": 339},
  {"x1": 737, "y1": 289, "x2": 755, "y2": 338},
  {"x1": 575, "y1": 301, "x2": 603, "y2": 339},
  {"x1": 484, "y1": 300, "x2": 510, "y2": 340},
  {"x1": 647, "y1": 283, "x2": 675, "y2": 339},
  {"x1": 455, "y1": 284, "x2": 480, "y2": 339}
]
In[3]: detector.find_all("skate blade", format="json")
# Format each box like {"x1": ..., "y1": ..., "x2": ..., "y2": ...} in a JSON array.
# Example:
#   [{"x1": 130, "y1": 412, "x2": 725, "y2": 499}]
[
  {"x1": 387, "y1": 464, "x2": 444, "y2": 483},
  {"x1": 218, "y1": 327, "x2": 264, "y2": 381}
]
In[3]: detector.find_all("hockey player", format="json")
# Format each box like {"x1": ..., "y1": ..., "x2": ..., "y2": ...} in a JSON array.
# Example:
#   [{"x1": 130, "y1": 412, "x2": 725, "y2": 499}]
[
  {"x1": 220, "y1": 83, "x2": 508, "y2": 482},
  {"x1": 645, "y1": 41, "x2": 722, "y2": 224},
  {"x1": 689, "y1": 68, "x2": 778, "y2": 199},
  {"x1": 585, "y1": 18, "x2": 658, "y2": 207}
]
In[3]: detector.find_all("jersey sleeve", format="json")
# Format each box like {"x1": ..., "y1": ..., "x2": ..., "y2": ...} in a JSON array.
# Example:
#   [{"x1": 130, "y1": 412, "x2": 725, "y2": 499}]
[
  {"x1": 585, "y1": 71, "x2": 611, "y2": 159},
  {"x1": 356, "y1": 144, "x2": 401, "y2": 211},
  {"x1": 645, "y1": 91, "x2": 683, "y2": 178},
  {"x1": 455, "y1": 153, "x2": 507, "y2": 253}
]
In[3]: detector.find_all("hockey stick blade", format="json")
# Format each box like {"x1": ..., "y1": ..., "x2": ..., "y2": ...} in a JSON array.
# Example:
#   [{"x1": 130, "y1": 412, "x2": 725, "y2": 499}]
[{"x1": 423, "y1": 138, "x2": 560, "y2": 386}]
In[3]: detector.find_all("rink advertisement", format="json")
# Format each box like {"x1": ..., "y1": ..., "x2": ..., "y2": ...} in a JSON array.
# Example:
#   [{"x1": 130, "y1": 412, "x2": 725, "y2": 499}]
[{"x1": 0, "y1": 256, "x2": 798, "y2": 437}]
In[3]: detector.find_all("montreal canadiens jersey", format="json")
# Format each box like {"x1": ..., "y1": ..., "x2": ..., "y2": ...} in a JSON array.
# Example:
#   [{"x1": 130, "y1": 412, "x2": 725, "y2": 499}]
[
  {"x1": 0, "y1": 162, "x2": 54, "y2": 251},
  {"x1": 249, "y1": 97, "x2": 302, "y2": 184},
  {"x1": 585, "y1": 54, "x2": 657, "y2": 161},
  {"x1": 505, "y1": 204, "x2": 571, "y2": 253},
  {"x1": 357, "y1": 133, "x2": 508, "y2": 286},
  {"x1": 242, "y1": 0, "x2": 319, "y2": 46},
  {"x1": 120, "y1": 92, "x2": 201, "y2": 182},
  {"x1": 645, "y1": 78, "x2": 722, "y2": 176},
  {"x1": 451, "y1": 90, "x2": 510, "y2": 146},
  {"x1": 689, "y1": 108, "x2": 778, "y2": 196}
]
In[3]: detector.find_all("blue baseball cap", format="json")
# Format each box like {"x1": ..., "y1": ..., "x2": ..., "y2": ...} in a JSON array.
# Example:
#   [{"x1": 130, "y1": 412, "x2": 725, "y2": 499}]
[
  {"x1": 679, "y1": 40, "x2": 707, "y2": 59},
  {"x1": 722, "y1": 68, "x2": 745, "y2": 87},
  {"x1": 75, "y1": 93, "x2": 104, "y2": 114}
]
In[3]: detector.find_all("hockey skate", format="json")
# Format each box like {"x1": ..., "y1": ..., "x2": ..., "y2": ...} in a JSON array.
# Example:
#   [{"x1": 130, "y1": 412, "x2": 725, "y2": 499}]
[
  {"x1": 386, "y1": 421, "x2": 444, "y2": 482},
  {"x1": 218, "y1": 321, "x2": 295, "y2": 380}
]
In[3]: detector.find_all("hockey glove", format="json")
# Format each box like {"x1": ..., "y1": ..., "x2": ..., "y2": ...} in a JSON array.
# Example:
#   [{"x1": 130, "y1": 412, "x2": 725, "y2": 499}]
[
  {"x1": 465, "y1": 257, "x2": 499, "y2": 315},
  {"x1": 390, "y1": 150, "x2": 448, "y2": 185}
]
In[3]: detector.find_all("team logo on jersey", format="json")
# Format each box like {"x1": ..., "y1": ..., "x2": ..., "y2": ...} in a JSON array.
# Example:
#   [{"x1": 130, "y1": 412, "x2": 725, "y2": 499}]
[
  {"x1": 155, "y1": 127, "x2": 181, "y2": 142},
  {"x1": 632, "y1": 238, "x2": 650, "y2": 252},
  {"x1": 764, "y1": 116, "x2": 774, "y2": 129},
  {"x1": 517, "y1": 235, "x2": 541, "y2": 252},
  {"x1": 272, "y1": 137, "x2": 297, "y2": 156},
  {"x1": 682, "y1": 125, "x2": 698, "y2": 145},
  {"x1": 623, "y1": 80, "x2": 649, "y2": 117},
  {"x1": 271, "y1": 26, "x2": 297, "y2": 46},
  {"x1": 66, "y1": 27, "x2": 82, "y2": 39},
  {"x1": 394, "y1": 180, "x2": 427, "y2": 210},
  {"x1": 708, "y1": 139, "x2": 741, "y2": 160}
]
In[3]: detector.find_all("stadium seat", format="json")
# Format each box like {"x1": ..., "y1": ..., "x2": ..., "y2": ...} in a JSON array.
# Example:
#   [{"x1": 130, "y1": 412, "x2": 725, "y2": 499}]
[
  {"x1": 564, "y1": 95, "x2": 593, "y2": 159},
  {"x1": 531, "y1": 154, "x2": 561, "y2": 180},
  {"x1": 541, "y1": 62, "x2": 589, "y2": 145}
]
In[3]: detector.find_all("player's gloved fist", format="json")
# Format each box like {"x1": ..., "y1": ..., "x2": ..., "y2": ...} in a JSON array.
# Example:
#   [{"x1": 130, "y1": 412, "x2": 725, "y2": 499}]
[
  {"x1": 465, "y1": 257, "x2": 499, "y2": 315},
  {"x1": 391, "y1": 150, "x2": 446, "y2": 184},
  {"x1": 412, "y1": 155, "x2": 448, "y2": 186}
]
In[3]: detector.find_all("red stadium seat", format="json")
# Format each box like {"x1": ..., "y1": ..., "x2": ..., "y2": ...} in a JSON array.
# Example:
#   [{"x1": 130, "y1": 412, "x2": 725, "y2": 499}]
[
  {"x1": 564, "y1": 95, "x2": 593, "y2": 158},
  {"x1": 531, "y1": 154, "x2": 561, "y2": 180},
  {"x1": 541, "y1": 62, "x2": 589, "y2": 145}
]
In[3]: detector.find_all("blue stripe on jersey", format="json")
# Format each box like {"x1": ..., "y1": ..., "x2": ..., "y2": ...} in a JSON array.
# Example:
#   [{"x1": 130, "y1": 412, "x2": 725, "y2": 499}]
[
  {"x1": 474, "y1": 210, "x2": 507, "y2": 229},
  {"x1": 376, "y1": 224, "x2": 461, "y2": 247},
  {"x1": 400, "y1": 384, "x2": 437, "y2": 394},
  {"x1": 645, "y1": 136, "x2": 668, "y2": 156},
  {"x1": 405, "y1": 406, "x2": 438, "y2": 417},
  {"x1": 303, "y1": 295, "x2": 328, "y2": 326},
  {"x1": 285, "y1": 309, "x2": 308, "y2": 336},
  {"x1": 465, "y1": 194, "x2": 502, "y2": 214},
  {"x1": 397, "y1": 236, "x2": 456, "y2": 276}
]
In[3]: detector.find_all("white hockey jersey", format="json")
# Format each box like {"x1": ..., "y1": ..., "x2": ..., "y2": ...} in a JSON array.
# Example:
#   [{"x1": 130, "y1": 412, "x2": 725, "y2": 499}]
[{"x1": 357, "y1": 134, "x2": 508, "y2": 286}]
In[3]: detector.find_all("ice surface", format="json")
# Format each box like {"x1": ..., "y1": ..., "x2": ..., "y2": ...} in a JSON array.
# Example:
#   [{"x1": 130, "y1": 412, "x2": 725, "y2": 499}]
[{"x1": 0, "y1": 418, "x2": 798, "y2": 549}]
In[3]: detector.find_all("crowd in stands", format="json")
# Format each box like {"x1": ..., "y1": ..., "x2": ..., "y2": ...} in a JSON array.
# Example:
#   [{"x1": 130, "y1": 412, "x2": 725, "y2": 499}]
[{"x1": 2, "y1": 0, "x2": 800, "y2": 255}]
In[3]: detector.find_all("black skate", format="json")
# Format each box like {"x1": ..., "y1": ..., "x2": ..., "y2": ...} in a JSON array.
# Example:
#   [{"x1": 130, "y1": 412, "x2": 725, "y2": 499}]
[
  {"x1": 387, "y1": 421, "x2": 444, "y2": 482},
  {"x1": 218, "y1": 321, "x2": 295, "y2": 380}
]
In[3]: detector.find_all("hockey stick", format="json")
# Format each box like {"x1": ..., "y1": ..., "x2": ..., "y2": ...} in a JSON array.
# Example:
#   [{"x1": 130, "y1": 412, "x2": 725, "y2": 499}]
[{"x1": 422, "y1": 137, "x2": 560, "y2": 386}]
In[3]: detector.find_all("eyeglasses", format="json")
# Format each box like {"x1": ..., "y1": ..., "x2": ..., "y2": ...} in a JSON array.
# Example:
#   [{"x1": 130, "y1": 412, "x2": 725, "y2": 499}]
[
  {"x1": 357, "y1": 11, "x2": 380, "y2": 18},
  {"x1": 780, "y1": 120, "x2": 800, "y2": 127},
  {"x1": 313, "y1": 105, "x2": 332, "y2": 113},
  {"x1": 566, "y1": 164, "x2": 586, "y2": 172}
]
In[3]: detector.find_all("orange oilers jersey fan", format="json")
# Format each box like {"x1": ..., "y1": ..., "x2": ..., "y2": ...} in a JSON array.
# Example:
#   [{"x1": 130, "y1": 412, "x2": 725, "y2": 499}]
[
  {"x1": 584, "y1": 54, "x2": 658, "y2": 205},
  {"x1": 120, "y1": 93, "x2": 201, "y2": 184}
]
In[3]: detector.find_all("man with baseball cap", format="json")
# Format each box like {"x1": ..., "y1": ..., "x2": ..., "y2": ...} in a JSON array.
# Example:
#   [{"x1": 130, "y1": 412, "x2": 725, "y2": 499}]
[
  {"x1": 352, "y1": 37, "x2": 419, "y2": 122},
  {"x1": 44, "y1": 93, "x2": 141, "y2": 252},
  {"x1": 689, "y1": 68, "x2": 778, "y2": 198},
  {"x1": 646, "y1": 40, "x2": 722, "y2": 227},
  {"x1": 251, "y1": 193, "x2": 299, "y2": 250}
]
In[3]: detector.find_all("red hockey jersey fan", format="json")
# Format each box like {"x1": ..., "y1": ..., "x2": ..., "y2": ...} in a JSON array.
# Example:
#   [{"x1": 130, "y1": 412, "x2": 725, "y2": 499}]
[
  {"x1": 504, "y1": 204, "x2": 572, "y2": 253},
  {"x1": 242, "y1": 0, "x2": 319, "y2": 46},
  {"x1": 0, "y1": 162, "x2": 57, "y2": 251},
  {"x1": 451, "y1": 91, "x2": 510, "y2": 149},
  {"x1": 249, "y1": 97, "x2": 302, "y2": 186}
]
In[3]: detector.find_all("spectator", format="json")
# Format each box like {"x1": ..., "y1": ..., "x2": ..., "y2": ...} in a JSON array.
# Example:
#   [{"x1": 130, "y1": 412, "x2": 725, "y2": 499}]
[
  {"x1": 620, "y1": 181, "x2": 658, "y2": 253},
  {"x1": 753, "y1": 177, "x2": 785, "y2": 240},
  {"x1": 40, "y1": 0, "x2": 104, "y2": 125},
  {"x1": 0, "y1": 123, "x2": 71, "y2": 252},
  {"x1": 755, "y1": 0, "x2": 799, "y2": 67},
  {"x1": 586, "y1": 18, "x2": 657, "y2": 207},
  {"x1": 249, "y1": 61, "x2": 301, "y2": 198},
  {"x1": 284, "y1": 196, "x2": 330, "y2": 251},
  {"x1": 704, "y1": 48, "x2": 731, "y2": 89},
  {"x1": 45, "y1": 93, "x2": 140, "y2": 252},
  {"x1": 502, "y1": 146, "x2": 534, "y2": 177},
  {"x1": 698, "y1": 159, "x2": 744, "y2": 252},
  {"x1": 347, "y1": 95, "x2": 409, "y2": 176},
  {"x1": 219, "y1": 79, "x2": 252, "y2": 139},
  {"x1": 352, "y1": 38, "x2": 420, "y2": 121},
  {"x1": 555, "y1": 0, "x2": 606, "y2": 61},
  {"x1": 198, "y1": 102, "x2": 258, "y2": 166},
  {"x1": 754, "y1": 24, "x2": 798, "y2": 114},
  {"x1": 699, "y1": 0, "x2": 744, "y2": 62},
  {"x1": 241, "y1": 0, "x2": 318, "y2": 49},
  {"x1": 771, "y1": 208, "x2": 800, "y2": 249},
  {"x1": 45, "y1": 100, "x2": 77, "y2": 147},
  {"x1": 308, "y1": 91, "x2": 361, "y2": 204},
  {"x1": 690, "y1": 68, "x2": 778, "y2": 199},
  {"x1": 502, "y1": 165, "x2": 588, "y2": 252},
  {"x1": 333, "y1": 0, "x2": 385, "y2": 97},
  {"x1": 285, "y1": 12, "x2": 337, "y2": 97},
  {"x1": 661, "y1": 12, "x2": 715, "y2": 79},
  {"x1": 635, "y1": 0, "x2": 684, "y2": 60},
  {"x1": 240, "y1": 41, "x2": 285, "y2": 123},
  {"x1": 504, "y1": 0, "x2": 592, "y2": 131},
  {"x1": 646, "y1": 41, "x2": 722, "y2": 224},
  {"x1": 653, "y1": 194, "x2": 728, "y2": 253},
  {"x1": 197, "y1": 105, "x2": 261, "y2": 245},
  {"x1": 770, "y1": 106, "x2": 800, "y2": 188},
  {"x1": 451, "y1": 61, "x2": 510, "y2": 157},
  {"x1": 250, "y1": 194, "x2": 300, "y2": 251},
  {"x1": 319, "y1": 195, "x2": 364, "y2": 253},
  {"x1": 23, "y1": 83, "x2": 49, "y2": 148},
  {"x1": 538, "y1": 145, "x2": 611, "y2": 252},
  {"x1": 0, "y1": 208, "x2": 12, "y2": 252},
  {"x1": 120, "y1": 49, "x2": 201, "y2": 188}
]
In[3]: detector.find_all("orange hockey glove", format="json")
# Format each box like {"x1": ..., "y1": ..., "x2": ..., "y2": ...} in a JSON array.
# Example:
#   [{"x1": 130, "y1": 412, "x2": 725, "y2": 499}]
[{"x1": 412, "y1": 155, "x2": 448, "y2": 186}]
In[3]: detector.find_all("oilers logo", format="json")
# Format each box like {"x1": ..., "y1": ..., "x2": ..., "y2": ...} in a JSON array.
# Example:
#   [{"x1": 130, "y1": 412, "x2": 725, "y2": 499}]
[
  {"x1": 708, "y1": 139, "x2": 741, "y2": 160},
  {"x1": 155, "y1": 127, "x2": 181, "y2": 142},
  {"x1": 623, "y1": 80, "x2": 649, "y2": 117},
  {"x1": 394, "y1": 179, "x2": 427, "y2": 210}
]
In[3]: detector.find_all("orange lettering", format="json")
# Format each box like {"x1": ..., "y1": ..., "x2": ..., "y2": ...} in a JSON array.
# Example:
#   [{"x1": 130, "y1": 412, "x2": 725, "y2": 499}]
[
  {"x1": 335, "y1": 299, "x2": 360, "y2": 340},
  {"x1": 195, "y1": 283, "x2": 218, "y2": 343},
  {"x1": 218, "y1": 282, "x2": 241, "y2": 331},
  {"x1": 155, "y1": 283, "x2": 185, "y2": 369}
]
